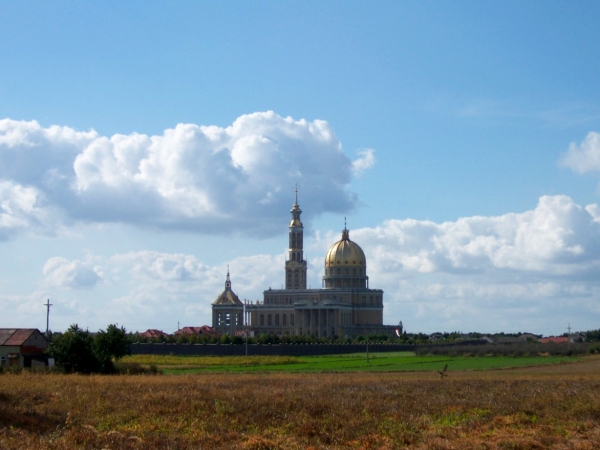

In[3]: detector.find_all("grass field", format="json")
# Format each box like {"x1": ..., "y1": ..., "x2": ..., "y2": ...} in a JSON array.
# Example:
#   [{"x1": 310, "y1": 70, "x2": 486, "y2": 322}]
[
  {"x1": 121, "y1": 352, "x2": 578, "y2": 374},
  {"x1": 2, "y1": 355, "x2": 600, "y2": 449}
]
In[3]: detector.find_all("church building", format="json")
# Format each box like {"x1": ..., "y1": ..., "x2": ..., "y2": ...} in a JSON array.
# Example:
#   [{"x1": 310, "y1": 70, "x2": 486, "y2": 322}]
[{"x1": 212, "y1": 190, "x2": 396, "y2": 338}]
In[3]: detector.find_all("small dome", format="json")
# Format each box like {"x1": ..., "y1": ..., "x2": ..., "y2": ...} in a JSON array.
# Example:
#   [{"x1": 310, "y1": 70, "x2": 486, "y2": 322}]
[
  {"x1": 324, "y1": 228, "x2": 366, "y2": 268},
  {"x1": 289, "y1": 202, "x2": 303, "y2": 228},
  {"x1": 212, "y1": 289, "x2": 242, "y2": 306},
  {"x1": 212, "y1": 271, "x2": 243, "y2": 306}
]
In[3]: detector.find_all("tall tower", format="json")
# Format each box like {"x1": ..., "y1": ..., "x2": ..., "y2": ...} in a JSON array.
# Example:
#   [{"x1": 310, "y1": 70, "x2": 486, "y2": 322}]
[{"x1": 285, "y1": 186, "x2": 307, "y2": 289}]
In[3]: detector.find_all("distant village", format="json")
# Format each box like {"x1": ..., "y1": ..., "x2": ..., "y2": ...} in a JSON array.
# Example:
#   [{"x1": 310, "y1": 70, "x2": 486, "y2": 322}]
[{"x1": 2, "y1": 326, "x2": 599, "y2": 371}]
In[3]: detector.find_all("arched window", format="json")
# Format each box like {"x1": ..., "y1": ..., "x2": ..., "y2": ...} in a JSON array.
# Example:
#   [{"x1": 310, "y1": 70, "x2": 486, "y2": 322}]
[
  {"x1": 291, "y1": 314, "x2": 295, "y2": 326},
  {"x1": 362, "y1": 296, "x2": 366, "y2": 304},
  {"x1": 353, "y1": 268, "x2": 356, "y2": 275},
  {"x1": 275, "y1": 314, "x2": 280, "y2": 326},
  {"x1": 370, "y1": 296, "x2": 373, "y2": 304},
  {"x1": 217, "y1": 313, "x2": 222, "y2": 326},
  {"x1": 337, "y1": 268, "x2": 341, "y2": 275},
  {"x1": 283, "y1": 314, "x2": 287, "y2": 325},
  {"x1": 292, "y1": 253, "x2": 296, "y2": 261},
  {"x1": 345, "y1": 268, "x2": 349, "y2": 275},
  {"x1": 260, "y1": 314, "x2": 265, "y2": 326},
  {"x1": 268, "y1": 314, "x2": 272, "y2": 326}
]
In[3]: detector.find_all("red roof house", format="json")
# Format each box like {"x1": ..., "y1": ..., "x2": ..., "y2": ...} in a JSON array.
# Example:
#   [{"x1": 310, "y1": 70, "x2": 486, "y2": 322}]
[
  {"x1": 0, "y1": 329, "x2": 49, "y2": 368},
  {"x1": 539, "y1": 336, "x2": 569, "y2": 344},
  {"x1": 139, "y1": 329, "x2": 168, "y2": 339},
  {"x1": 174, "y1": 326, "x2": 219, "y2": 336}
]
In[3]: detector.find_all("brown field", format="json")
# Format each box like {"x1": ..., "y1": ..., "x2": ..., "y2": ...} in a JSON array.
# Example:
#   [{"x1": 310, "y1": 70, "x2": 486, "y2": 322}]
[{"x1": 2, "y1": 356, "x2": 600, "y2": 449}]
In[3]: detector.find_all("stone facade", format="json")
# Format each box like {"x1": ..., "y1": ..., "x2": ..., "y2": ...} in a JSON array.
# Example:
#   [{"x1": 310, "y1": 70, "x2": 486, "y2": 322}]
[{"x1": 241, "y1": 192, "x2": 393, "y2": 338}]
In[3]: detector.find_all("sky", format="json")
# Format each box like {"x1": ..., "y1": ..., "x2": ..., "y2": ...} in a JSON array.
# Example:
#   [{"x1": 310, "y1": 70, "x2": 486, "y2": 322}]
[{"x1": 2, "y1": 1, "x2": 600, "y2": 336}]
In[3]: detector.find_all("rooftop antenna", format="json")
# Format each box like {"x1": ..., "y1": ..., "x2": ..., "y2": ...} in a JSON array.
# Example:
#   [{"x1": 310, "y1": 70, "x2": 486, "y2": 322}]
[{"x1": 44, "y1": 299, "x2": 53, "y2": 337}]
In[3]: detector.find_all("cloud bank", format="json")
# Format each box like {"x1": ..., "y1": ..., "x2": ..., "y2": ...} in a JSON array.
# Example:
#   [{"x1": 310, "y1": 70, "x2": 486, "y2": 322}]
[
  {"x1": 0, "y1": 112, "x2": 370, "y2": 237},
  {"x1": 12, "y1": 194, "x2": 598, "y2": 334},
  {"x1": 354, "y1": 195, "x2": 600, "y2": 277}
]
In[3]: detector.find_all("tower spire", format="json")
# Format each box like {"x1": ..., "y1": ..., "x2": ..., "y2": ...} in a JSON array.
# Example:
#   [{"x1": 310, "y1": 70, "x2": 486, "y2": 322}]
[
  {"x1": 286, "y1": 185, "x2": 307, "y2": 289},
  {"x1": 342, "y1": 217, "x2": 349, "y2": 240},
  {"x1": 225, "y1": 265, "x2": 231, "y2": 289},
  {"x1": 295, "y1": 183, "x2": 298, "y2": 205}
]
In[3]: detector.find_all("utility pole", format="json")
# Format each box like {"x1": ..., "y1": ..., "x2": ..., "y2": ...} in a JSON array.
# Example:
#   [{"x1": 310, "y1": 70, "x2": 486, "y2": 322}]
[
  {"x1": 366, "y1": 330, "x2": 370, "y2": 363},
  {"x1": 44, "y1": 299, "x2": 53, "y2": 338},
  {"x1": 567, "y1": 323, "x2": 572, "y2": 352},
  {"x1": 244, "y1": 300, "x2": 248, "y2": 357}
]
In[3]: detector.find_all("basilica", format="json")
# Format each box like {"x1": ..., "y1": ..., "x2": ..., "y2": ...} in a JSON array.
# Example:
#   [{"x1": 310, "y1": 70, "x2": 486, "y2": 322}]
[{"x1": 212, "y1": 191, "x2": 396, "y2": 338}]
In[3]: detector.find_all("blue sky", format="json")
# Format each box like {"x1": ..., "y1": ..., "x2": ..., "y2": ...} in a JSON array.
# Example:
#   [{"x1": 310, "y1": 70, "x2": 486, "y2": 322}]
[{"x1": 2, "y1": 1, "x2": 600, "y2": 335}]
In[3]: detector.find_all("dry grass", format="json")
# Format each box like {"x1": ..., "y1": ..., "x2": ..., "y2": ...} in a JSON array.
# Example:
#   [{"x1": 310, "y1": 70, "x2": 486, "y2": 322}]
[
  {"x1": 121, "y1": 354, "x2": 302, "y2": 367},
  {"x1": 2, "y1": 357, "x2": 600, "y2": 449}
]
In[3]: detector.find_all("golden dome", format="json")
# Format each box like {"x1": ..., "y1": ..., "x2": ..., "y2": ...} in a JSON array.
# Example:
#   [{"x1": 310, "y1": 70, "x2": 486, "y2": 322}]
[
  {"x1": 324, "y1": 228, "x2": 366, "y2": 268},
  {"x1": 289, "y1": 202, "x2": 303, "y2": 227}
]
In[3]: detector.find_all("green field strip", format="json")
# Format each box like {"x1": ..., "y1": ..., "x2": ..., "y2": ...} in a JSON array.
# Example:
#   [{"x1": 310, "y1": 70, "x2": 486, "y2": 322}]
[{"x1": 158, "y1": 354, "x2": 577, "y2": 374}]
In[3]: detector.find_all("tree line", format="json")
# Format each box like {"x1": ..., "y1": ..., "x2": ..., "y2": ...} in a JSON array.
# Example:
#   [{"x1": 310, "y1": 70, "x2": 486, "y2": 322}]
[{"x1": 47, "y1": 324, "x2": 130, "y2": 374}]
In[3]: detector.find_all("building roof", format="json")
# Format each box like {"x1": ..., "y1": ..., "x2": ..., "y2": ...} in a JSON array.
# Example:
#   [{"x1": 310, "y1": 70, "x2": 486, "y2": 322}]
[
  {"x1": 0, "y1": 329, "x2": 43, "y2": 346},
  {"x1": 325, "y1": 227, "x2": 366, "y2": 268},
  {"x1": 140, "y1": 329, "x2": 168, "y2": 338},
  {"x1": 539, "y1": 336, "x2": 569, "y2": 344},
  {"x1": 212, "y1": 270, "x2": 243, "y2": 306},
  {"x1": 174, "y1": 326, "x2": 219, "y2": 336}
]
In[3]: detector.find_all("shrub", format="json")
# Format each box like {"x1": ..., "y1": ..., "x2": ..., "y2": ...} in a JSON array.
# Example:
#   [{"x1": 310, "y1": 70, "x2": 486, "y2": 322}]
[{"x1": 48, "y1": 323, "x2": 131, "y2": 374}]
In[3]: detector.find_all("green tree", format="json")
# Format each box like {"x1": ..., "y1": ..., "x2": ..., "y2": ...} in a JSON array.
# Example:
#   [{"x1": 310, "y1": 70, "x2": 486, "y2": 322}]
[
  {"x1": 95, "y1": 324, "x2": 131, "y2": 373},
  {"x1": 48, "y1": 324, "x2": 100, "y2": 374}
]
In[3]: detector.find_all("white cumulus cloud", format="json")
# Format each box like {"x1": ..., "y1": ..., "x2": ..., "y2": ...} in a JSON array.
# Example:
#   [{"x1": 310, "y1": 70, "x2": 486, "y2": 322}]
[
  {"x1": 353, "y1": 195, "x2": 600, "y2": 277},
  {"x1": 0, "y1": 112, "x2": 373, "y2": 238},
  {"x1": 0, "y1": 181, "x2": 63, "y2": 240},
  {"x1": 560, "y1": 131, "x2": 600, "y2": 173},
  {"x1": 42, "y1": 257, "x2": 104, "y2": 289},
  {"x1": 352, "y1": 149, "x2": 376, "y2": 175}
]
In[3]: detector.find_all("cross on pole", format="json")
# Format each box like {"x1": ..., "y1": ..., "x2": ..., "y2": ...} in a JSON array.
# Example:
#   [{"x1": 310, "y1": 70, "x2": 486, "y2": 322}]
[{"x1": 44, "y1": 299, "x2": 53, "y2": 337}]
